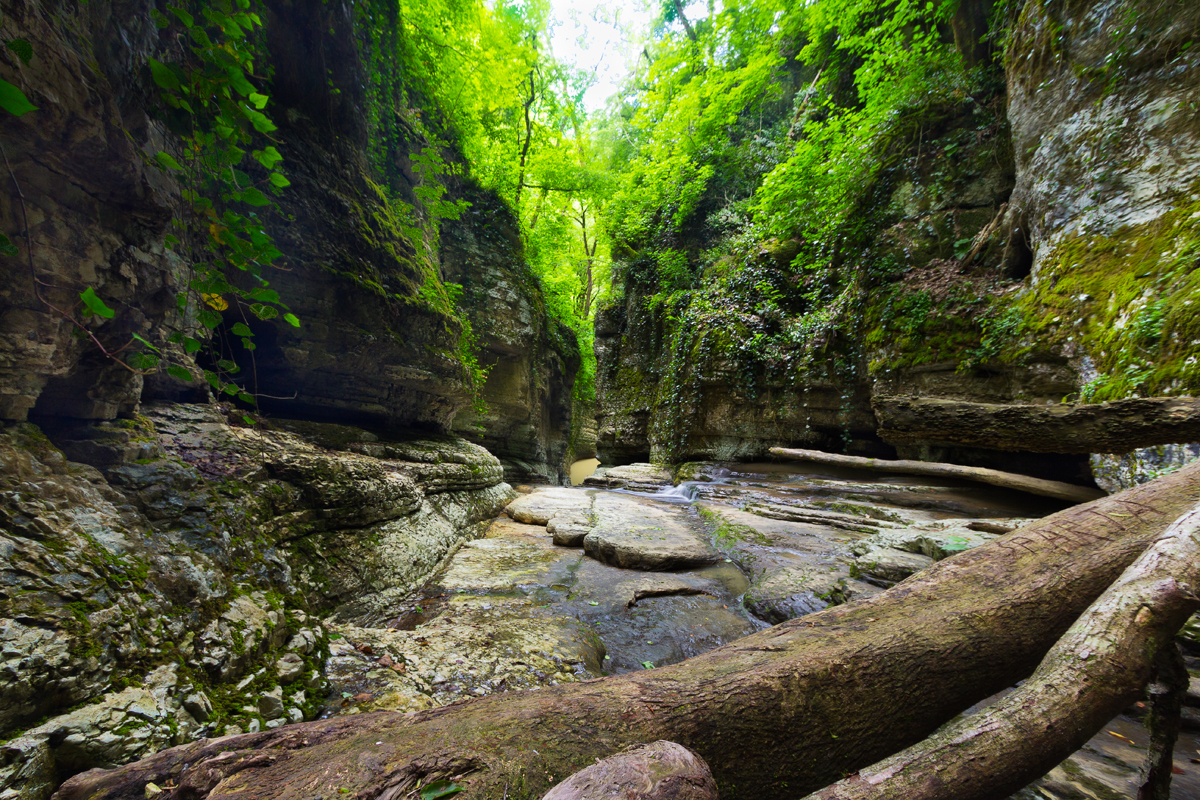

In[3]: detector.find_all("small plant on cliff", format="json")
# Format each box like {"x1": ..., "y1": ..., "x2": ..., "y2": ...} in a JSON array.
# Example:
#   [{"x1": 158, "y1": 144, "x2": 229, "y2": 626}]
[{"x1": 132, "y1": 0, "x2": 295, "y2": 410}]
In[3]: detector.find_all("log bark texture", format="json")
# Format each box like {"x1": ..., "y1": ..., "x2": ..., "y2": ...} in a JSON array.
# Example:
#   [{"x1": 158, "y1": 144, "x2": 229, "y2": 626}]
[
  {"x1": 802, "y1": 505, "x2": 1200, "y2": 800},
  {"x1": 768, "y1": 446, "x2": 1104, "y2": 503},
  {"x1": 874, "y1": 395, "x2": 1200, "y2": 454},
  {"x1": 55, "y1": 464, "x2": 1200, "y2": 800}
]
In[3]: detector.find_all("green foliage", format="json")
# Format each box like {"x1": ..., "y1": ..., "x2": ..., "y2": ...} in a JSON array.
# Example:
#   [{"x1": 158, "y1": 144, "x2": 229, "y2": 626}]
[
  {"x1": 0, "y1": 78, "x2": 35, "y2": 116},
  {"x1": 138, "y1": 0, "x2": 294, "y2": 403}
]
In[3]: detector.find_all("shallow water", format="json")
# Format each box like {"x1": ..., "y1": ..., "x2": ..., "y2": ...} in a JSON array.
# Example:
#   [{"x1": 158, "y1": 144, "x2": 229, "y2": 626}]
[{"x1": 569, "y1": 458, "x2": 601, "y2": 485}]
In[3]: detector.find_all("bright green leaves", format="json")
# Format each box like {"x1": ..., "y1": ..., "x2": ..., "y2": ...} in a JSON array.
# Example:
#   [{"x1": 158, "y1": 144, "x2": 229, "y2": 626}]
[
  {"x1": 79, "y1": 287, "x2": 115, "y2": 319},
  {"x1": 155, "y1": 151, "x2": 184, "y2": 172},
  {"x1": 0, "y1": 79, "x2": 36, "y2": 116}
]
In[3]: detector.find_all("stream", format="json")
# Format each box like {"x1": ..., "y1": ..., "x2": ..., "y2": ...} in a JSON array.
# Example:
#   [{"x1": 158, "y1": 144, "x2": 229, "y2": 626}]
[{"x1": 321, "y1": 460, "x2": 1200, "y2": 799}]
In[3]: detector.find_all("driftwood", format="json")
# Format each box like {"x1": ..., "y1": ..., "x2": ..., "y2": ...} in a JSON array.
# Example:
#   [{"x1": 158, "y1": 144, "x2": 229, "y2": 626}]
[
  {"x1": 874, "y1": 395, "x2": 1200, "y2": 454},
  {"x1": 803, "y1": 505, "x2": 1200, "y2": 800},
  {"x1": 767, "y1": 446, "x2": 1103, "y2": 503},
  {"x1": 54, "y1": 463, "x2": 1200, "y2": 800}
]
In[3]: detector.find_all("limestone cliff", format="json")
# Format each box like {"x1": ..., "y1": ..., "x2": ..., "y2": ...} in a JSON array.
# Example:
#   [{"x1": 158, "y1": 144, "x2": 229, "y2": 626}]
[
  {"x1": 0, "y1": 0, "x2": 578, "y2": 479},
  {"x1": 595, "y1": 0, "x2": 1200, "y2": 485}
]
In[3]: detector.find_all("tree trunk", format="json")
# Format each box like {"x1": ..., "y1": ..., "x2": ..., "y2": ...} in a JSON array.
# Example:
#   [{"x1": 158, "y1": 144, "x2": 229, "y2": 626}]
[
  {"x1": 56, "y1": 464, "x2": 1200, "y2": 800},
  {"x1": 801, "y1": 505, "x2": 1200, "y2": 800},
  {"x1": 768, "y1": 446, "x2": 1104, "y2": 503},
  {"x1": 874, "y1": 395, "x2": 1200, "y2": 454}
]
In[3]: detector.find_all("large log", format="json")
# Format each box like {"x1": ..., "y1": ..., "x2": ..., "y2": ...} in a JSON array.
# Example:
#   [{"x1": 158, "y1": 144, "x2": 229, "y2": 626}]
[
  {"x1": 875, "y1": 395, "x2": 1200, "y2": 454},
  {"x1": 55, "y1": 463, "x2": 1200, "y2": 800},
  {"x1": 768, "y1": 445, "x2": 1103, "y2": 503},
  {"x1": 803, "y1": 505, "x2": 1200, "y2": 800}
]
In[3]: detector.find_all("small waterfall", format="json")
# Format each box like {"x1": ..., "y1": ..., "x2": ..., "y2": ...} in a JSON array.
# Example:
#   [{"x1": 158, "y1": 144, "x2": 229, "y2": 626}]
[{"x1": 651, "y1": 482, "x2": 701, "y2": 502}]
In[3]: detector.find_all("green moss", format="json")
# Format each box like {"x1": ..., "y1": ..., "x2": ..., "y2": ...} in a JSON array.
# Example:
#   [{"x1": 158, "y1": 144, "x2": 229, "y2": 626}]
[{"x1": 1020, "y1": 197, "x2": 1200, "y2": 400}]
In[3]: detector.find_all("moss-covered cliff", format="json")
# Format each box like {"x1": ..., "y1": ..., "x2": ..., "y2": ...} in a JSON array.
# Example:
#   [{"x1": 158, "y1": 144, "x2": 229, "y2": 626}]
[{"x1": 595, "y1": 0, "x2": 1200, "y2": 485}]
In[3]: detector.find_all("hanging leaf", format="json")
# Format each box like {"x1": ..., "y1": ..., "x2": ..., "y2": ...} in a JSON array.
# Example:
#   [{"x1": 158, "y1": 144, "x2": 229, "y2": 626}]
[
  {"x1": 231, "y1": 322, "x2": 254, "y2": 337},
  {"x1": 0, "y1": 233, "x2": 18, "y2": 258},
  {"x1": 155, "y1": 151, "x2": 184, "y2": 172},
  {"x1": 167, "y1": 364, "x2": 194, "y2": 381},
  {"x1": 79, "y1": 287, "x2": 115, "y2": 319},
  {"x1": 202, "y1": 293, "x2": 229, "y2": 311},
  {"x1": 0, "y1": 79, "x2": 37, "y2": 116},
  {"x1": 283, "y1": 313, "x2": 300, "y2": 327},
  {"x1": 147, "y1": 58, "x2": 181, "y2": 92}
]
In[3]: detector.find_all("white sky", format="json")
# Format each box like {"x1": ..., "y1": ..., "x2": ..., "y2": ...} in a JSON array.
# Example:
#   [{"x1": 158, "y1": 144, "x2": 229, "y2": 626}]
[{"x1": 546, "y1": 0, "x2": 710, "y2": 111}]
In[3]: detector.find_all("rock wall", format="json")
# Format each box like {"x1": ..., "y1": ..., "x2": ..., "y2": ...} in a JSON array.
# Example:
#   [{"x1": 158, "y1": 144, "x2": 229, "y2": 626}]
[
  {"x1": 596, "y1": 0, "x2": 1200, "y2": 484},
  {"x1": 0, "y1": 0, "x2": 577, "y2": 465},
  {"x1": 0, "y1": 406, "x2": 513, "y2": 798},
  {"x1": 443, "y1": 186, "x2": 580, "y2": 483}
]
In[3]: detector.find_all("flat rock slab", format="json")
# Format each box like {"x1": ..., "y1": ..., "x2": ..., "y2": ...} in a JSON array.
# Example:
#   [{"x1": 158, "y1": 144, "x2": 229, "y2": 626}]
[
  {"x1": 543, "y1": 740, "x2": 718, "y2": 800},
  {"x1": 506, "y1": 488, "x2": 593, "y2": 525},
  {"x1": 325, "y1": 599, "x2": 603, "y2": 714},
  {"x1": 854, "y1": 547, "x2": 935, "y2": 584},
  {"x1": 436, "y1": 520, "x2": 581, "y2": 594},
  {"x1": 584, "y1": 463, "x2": 674, "y2": 492},
  {"x1": 584, "y1": 494, "x2": 719, "y2": 571}
]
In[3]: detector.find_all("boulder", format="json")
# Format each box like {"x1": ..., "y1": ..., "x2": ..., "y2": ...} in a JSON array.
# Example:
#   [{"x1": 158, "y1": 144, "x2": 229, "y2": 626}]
[{"x1": 543, "y1": 741, "x2": 719, "y2": 800}]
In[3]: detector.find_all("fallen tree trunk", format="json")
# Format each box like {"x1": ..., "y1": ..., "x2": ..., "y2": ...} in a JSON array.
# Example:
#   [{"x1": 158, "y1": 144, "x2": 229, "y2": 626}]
[
  {"x1": 56, "y1": 464, "x2": 1200, "y2": 800},
  {"x1": 802, "y1": 504, "x2": 1200, "y2": 800},
  {"x1": 874, "y1": 395, "x2": 1200, "y2": 454},
  {"x1": 768, "y1": 445, "x2": 1104, "y2": 503}
]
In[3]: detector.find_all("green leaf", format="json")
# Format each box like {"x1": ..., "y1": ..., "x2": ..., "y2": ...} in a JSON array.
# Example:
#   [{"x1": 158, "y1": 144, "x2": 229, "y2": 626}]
[
  {"x1": 236, "y1": 391, "x2": 256, "y2": 405},
  {"x1": 248, "y1": 92, "x2": 269, "y2": 109},
  {"x1": 249, "y1": 287, "x2": 280, "y2": 303},
  {"x1": 6, "y1": 38, "x2": 33, "y2": 66},
  {"x1": 282, "y1": 313, "x2": 300, "y2": 328},
  {"x1": 242, "y1": 106, "x2": 276, "y2": 133},
  {"x1": 217, "y1": 359, "x2": 239, "y2": 373},
  {"x1": 167, "y1": 364, "x2": 193, "y2": 382},
  {"x1": 0, "y1": 79, "x2": 37, "y2": 116},
  {"x1": 249, "y1": 303, "x2": 278, "y2": 320},
  {"x1": 241, "y1": 414, "x2": 256, "y2": 425},
  {"x1": 268, "y1": 172, "x2": 291, "y2": 189},
  {"x1": 168, "y1": 6, "x2": 195, "y2": 27},
  {"x1": 198, "y1": 309, "x2": 223, "y2": 329},
  {"x1": 80, "y1": 287, "x2": 115, "y2": 319},
  {"x1": 154, "y1": 151, "x2": 183, "y2": 172},
  {"x1": 131, "y1": 332, "x2": 162, "y2": 353},
  {"x1": 231, "y1": 322, "x2": 253, "y2": 337},
  {"x1": 253, "y1": 146, "x2": 283, "y2": 169},
  {"x1": 184, "y1": 337, "x2": 203, "y2": 354},
  {"x1": 147, "y1": 58, "x2": 181, "y2": 92},
  {"x1": 240, "y1": 187, "x2": 270, "y2": 206},
  {"x1": 641, "y1": 661, "x2": 654, "y2": 669},
  {"x1": 0, "y1": 232, "x2": 18, "y2": 258},
  {"x1": 419, "y1": 781, "x2": 464, "y2": 800}
]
